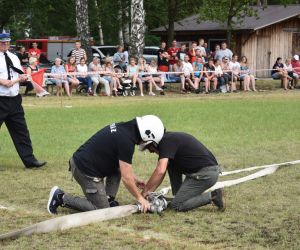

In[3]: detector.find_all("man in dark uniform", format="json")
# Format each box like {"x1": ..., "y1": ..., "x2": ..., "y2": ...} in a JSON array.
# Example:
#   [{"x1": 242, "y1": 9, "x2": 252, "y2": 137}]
[
  {"x1": 0, "y1": 29, "x2": 46, "y2": 169},
  {"x1": 141, "y1": 132, "x2": 225, "y2": 212},
  {"x1": 47, "y1": 115, "x2": 165, "y2": 214}
]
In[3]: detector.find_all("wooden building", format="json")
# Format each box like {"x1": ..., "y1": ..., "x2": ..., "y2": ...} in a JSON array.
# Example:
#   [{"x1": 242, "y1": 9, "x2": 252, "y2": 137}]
[{"x1": 152, "y1": 5, "x2": 300, "y2": 77}]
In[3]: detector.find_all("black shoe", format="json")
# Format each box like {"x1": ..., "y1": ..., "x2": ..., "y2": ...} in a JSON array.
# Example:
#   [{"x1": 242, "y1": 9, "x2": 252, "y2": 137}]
[
  {"x1": 160, "y1": 91, "x2": 165, "y2": 95},
  {"x1": 161, "y1": 86, "x2": 167, "y2": 90},
  {"x1": 108, "y1": 196, "x2": 119, "y2": 207},
  {"x1": 47, "y1": 186, "x2": 64, "y2": 214},
  {"x1": 211, "y1": 188, "x2": 225, "y2": 211},
  {"x1": 195, "y1": 89, "x2": 201, "y2": 94},
  {"x1": 25, "y1": 160, "x2": 47, "y2": 169}
]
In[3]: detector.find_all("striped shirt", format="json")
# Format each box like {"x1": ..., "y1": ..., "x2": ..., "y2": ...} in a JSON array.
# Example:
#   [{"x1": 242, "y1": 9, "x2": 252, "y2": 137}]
[{"x1": 71, "y1": 48, "x2": 87, "y2": 64}]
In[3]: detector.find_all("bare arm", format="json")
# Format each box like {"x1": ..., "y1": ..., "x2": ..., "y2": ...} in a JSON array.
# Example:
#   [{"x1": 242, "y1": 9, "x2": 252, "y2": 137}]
[
  {"x1": 142, "y1": 158, "x2": 169, "y2": 197},
  {"x1": 119, "y1": 160, "x2": 150, "y2": 212}
]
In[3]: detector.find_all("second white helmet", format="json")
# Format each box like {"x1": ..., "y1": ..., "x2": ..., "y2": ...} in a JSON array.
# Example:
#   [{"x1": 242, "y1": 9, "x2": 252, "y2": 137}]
[{"x1": 136, "y1": 115, "x2": 164, "y2": 150}]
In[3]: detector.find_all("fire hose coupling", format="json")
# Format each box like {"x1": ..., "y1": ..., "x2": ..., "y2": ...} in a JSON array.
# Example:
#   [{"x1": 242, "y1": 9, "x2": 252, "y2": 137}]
[{"x1": 137, "y1": 192, "x2": 168, "y2": 214}]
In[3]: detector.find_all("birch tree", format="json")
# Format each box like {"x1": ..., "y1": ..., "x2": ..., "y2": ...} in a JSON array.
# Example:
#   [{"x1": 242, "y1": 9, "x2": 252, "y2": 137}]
[
  {"x1": 75, "y1": 0, "x2": 92, "y2": 60},
  {"x1": 95, "y1": 0, "x2": 104, "y2": 45},
  {"x1": 130, "y1": 0, "x2": 145, "y2": 59}
]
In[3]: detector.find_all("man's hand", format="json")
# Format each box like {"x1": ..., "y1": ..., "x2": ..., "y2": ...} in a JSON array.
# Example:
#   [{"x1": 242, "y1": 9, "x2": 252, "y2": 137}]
[
  {"x1": 19, "y1": 75, "x2": 28, "y2": 82},
  {"x1": 137, "y1": 196, "x2": 150, "y2": 213},
  {"x1": 1, "y1": 79, "x2": 14, "y2": 88}
]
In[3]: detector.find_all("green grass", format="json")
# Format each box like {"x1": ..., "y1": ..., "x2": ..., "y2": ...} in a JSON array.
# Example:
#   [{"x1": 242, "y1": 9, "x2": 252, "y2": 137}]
[{"x1": 0, "y1": 90, "x2": 300, "y2": 249}]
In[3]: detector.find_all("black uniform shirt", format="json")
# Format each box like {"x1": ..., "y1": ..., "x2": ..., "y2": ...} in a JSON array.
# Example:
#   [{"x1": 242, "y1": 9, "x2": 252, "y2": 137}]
[
  {"x1": 158, "y1": 132, "x2": 218, "y2": 174},
  {"x1": 73, "y1": 119, "x2": 140, "y2": 177}
]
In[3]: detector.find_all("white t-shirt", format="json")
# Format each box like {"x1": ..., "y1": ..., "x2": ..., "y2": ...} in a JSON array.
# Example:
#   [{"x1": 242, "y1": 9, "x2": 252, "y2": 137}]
[
  {"x1": 229, "y1": 61, "x2": 241, "y2": 75},
  {"x1": 283, "y1": 63, "x2": 293, "y2": 72},
  {"x1": 0, "y1": 51, "x2": 23, "y2": 97},
  {"x1": 182, "y1": 61, "x2": 193, "y2": 76},
  {"x1": 77, "y1": 64, "x2": 88, "y2": 73},
  {"x1": 196, "y1": 46, "x2": 206, "y2": 56},
  {"x1": 214, "y1": 65, "x2": 223, "y2": 75}
]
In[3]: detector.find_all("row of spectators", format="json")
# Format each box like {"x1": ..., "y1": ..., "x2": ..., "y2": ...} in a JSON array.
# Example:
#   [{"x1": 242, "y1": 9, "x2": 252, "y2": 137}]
[{"x1": 17, "y1": 40, "x2": 300, "y2": 97}]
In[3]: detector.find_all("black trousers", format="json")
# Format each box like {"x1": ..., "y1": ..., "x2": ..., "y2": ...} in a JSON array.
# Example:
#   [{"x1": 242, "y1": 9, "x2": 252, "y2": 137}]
[{"x1": 0, "y1": 94, "x2": 35, "y2": 167}]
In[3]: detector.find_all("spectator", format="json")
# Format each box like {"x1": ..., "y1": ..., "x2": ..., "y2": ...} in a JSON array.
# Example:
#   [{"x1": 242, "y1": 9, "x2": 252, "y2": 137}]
[
  {"x1": 193, "y1": 56, "x2": 204, "y2": 94},
  {"x1": 211, "y1": 44, "x2": 220, "y2": 59},
  {"x1": 203, "y1": 58, "x2": 218, "y2": 94},
  {"x1": 89, "y1": 57, "x2": 111, "y2": 96},
  {"x1": 23, "y1": 57, "x2": 38, "y2": 95},
  {"x1": 271, "y1": 57, "x2": 291, "y2": 90},
  {"x1": 16, "y1": 46, "x2": 29, "y2": 66},
  {"x1": 167, "y1": 39, "x2": 180, "y2": 70},
  {"x1": 196, "y1": 38, "x2": 207, "y2": 58},
  {"x1": 65, "y1": 56, "x2": 80, "y2": 96},
  {"x1": 291, "y1": 55, "x2": 300, "y2": 86},
  {"x1": 50, "y1": 58, "x2": 70, "y2": 97},
  {"x1": 240, "y1": 56, "x2": 257, "y2": 91},
  {"x1": 138, "y1": 57, "x2": 153, "y2": 95},
  {"x1": 28, "y1": 42, "x2": 41, "y2": 63},
  {"x1": 71, "y1": 41, "x2": 87, "y2": 65},
  {"x1": 188, "y1": 42, "x2": 197, "y2": 63},
  {"x1": 214, "y1": 42, "x2": 233, "y2": 61},
  {"x1": 103, "y1": 58, "x2": 124, "y2": 95},
  {"x1": 196, "y1": 50, "x2": 206, "y2": 64},
  {"x1": 176, "y1": 43, "x2": 187, "y2": 61},
  {"x1": 113, "y1": 45, "x2": 126, "y2": 71},
  {"x1": 204, "y1": 42, "x2": 210, "y2": 57},
  {"x1": 285, "y1": 58, "x2": 299, "y2": 88},
  {"x1": 147, "y1": 59, "x2": 164, "y2": 95},
  {"x1": 76, "y1": 57, "x2": 93, "y2": 95},
  {"x1": 127, "y1": 57, "x2": 143, "y2": 94},
  {"x1": 214, "y1": 59, "x2": 228, "y2": 92},
  {"x1": 221, "y1": 56, "x2": 234, "y2": 92},
  {"x1": 157, "y1": 41, "x2": 167, "y2": 64},
  {"x1": 172, "y1": 60, "x2": 185, "y2": 92},
  {"x1": 123, "y1": 44, "x2": 129, "y2": 66},
  {"x1": 158, "y1": 51, "x2": 169, "y2": 72},
  {"x1": 182, "y1": 55, "x2": 197, "y2": 92},
  {"x1": 228, "y1": 54, "x2": 240, "y2": 92}
]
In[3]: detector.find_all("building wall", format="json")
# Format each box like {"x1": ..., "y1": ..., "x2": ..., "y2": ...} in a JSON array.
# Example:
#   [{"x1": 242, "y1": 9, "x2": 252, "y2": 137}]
[{"x1": 241, "y1": 17, "x2": 300, "y2": 77}]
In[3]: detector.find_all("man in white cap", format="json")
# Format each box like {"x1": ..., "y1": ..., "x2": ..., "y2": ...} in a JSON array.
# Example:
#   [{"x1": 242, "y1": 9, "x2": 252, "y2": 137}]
[
  {"x1": 291, "y1": 55, "x2": 300, "y2": 87},
  {"x1": 47, "y1": 115, "x2": 165, "y2": 214},
  {"x1": 0, "y1": 29, "x2": 46, "y2": 169}
]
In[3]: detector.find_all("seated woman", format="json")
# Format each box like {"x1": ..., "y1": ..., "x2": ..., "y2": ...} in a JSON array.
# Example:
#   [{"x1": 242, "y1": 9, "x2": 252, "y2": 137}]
[
  {"x1": 203, "y1": 58, "x2": 218, "y2": 94},
  {"x1": 24, "y1": 57, "x2": 38, "y2": 95},
  {"x1": 147, "y1": 59, "x2": 165, "y2": 95},
  {"x1": 182, "y1": 55, "x2": 197, "y2": 93},
  {"x1": 103, "y1": 58, "x2": 123, "y2": 95},
  {"x1": 76, "y1": 57, "x2": 93, "y2": 96},
  {"x1": 271, "y1": 57, "x2": 292, "y2": 90},
  {"x1": 89, "y1": 57, "x2": 110, "y2": 96},
  {"x1": 214, "y1": 59, "x2": 228, "y2": 92},
  {"x1": 127, "y1": 57, "x2": 143, "y2": 93},
  {"x1": 171, "y1": 60, "x2": 185, "y2": 92},
  {"x1": 240, "y1": 56, "x2": 257, "y2": 92},
  {"x1": 228, "y1": 54, "x2": 240, "y2": 92},
  {"x1": 65, "y1": 56, "x2": 80, "y2": 96},
  {"x1": 193, "y1": 56, "x2": 204, "y2": 93},
  {"x1": 284, "y1": 58, "x2": 298, "y2": 89},
  {"x1": 50, "y1": 58, "x2": 70, "y2": 97},
  {"x1": 222, "y1": 56, "x2": 236, "y2": 93}
]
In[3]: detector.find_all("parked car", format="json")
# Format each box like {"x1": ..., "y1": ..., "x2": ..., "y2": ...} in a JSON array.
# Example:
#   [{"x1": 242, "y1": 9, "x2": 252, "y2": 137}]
[{"x1": 95, "y1": 45, "x2": 159, "y2": 64}]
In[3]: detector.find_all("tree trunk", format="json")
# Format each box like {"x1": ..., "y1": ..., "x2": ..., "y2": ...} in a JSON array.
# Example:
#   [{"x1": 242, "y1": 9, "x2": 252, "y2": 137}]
[
  {"x1": 122, "y1": 2, "x2": 130, "y2": 46},
  {"x1": 95, "y1": 0, "x2": 104, "y2": 45},
  {"x1": 167, "y1": 0, "x2": 176, "y2": 47},
  {"x1": 118, "y1": 0, "x2": 124, "y2": 46},
  {"x1": 129, "y1": 0, "x2": 145, "y2": 59},
  {"x1": 75, "y1": 0, "x2": 92, "y2": 61}
]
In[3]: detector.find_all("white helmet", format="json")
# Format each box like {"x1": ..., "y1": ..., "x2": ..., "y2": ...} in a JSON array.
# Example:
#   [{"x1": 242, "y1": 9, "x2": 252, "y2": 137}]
[{"x1": 136, "y1": 115, "x2": 164, "y2": 151}]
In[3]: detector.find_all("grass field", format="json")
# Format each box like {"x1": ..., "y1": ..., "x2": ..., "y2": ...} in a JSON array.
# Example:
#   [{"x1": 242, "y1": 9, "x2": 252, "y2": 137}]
[{"x1": 0, "y1": 88, "x2": 300, "y2": 249}]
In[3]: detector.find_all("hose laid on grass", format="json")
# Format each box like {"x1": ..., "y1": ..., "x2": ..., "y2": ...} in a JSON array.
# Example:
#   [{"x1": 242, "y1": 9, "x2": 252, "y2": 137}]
[{"x1": 0, "y1": 160, "x2": 299, "y2": 240}]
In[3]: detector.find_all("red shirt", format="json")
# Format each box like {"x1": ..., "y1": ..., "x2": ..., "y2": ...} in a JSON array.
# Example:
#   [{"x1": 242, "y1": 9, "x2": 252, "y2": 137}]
[
  {"x1": 28, "y1": 48, "x2": 41, "y2": 59},
  {"x1": 188, "y1": 49, "x2": 197, "y2": 63},
  {"x1": 167, "y1": 47, "x2": 180, "y2": 65},
  {"x1": 291, "y1": 60, "x2": 300, "y2": 74}
]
